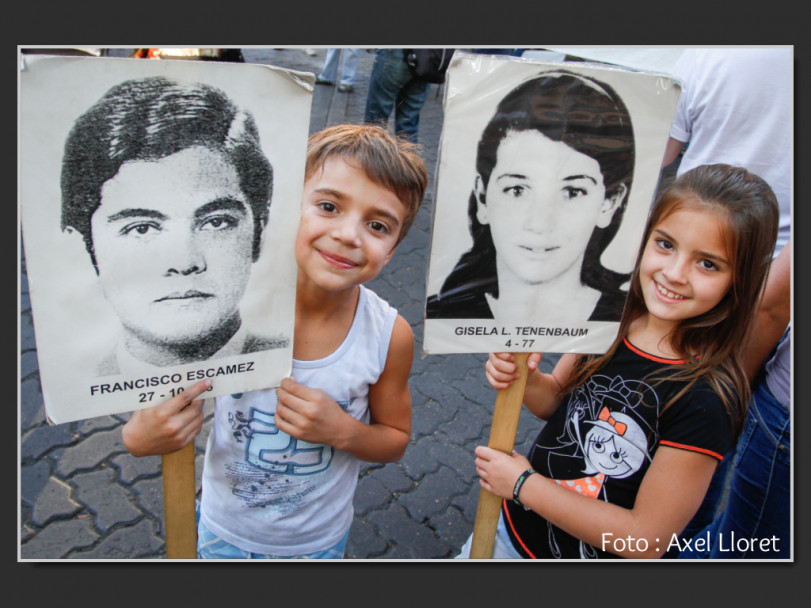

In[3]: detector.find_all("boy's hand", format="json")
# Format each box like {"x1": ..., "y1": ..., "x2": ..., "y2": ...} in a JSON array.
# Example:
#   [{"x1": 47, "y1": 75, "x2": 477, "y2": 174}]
[
  {"x1": 121, "y1": 379, "x2": 211, "y2": 457},
  {"x1": 474, "y1": 446, "x2": 532, "y2": 500},
  {"x1": 485, "y1": 352, "x2": 542, "y2": 390},
  {"x1": 275, "y1": 377, "x2": 350, "y2": 447}
]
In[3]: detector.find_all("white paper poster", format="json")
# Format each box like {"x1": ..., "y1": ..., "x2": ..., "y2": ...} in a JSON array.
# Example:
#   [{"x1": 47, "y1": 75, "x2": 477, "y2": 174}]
[
  {"x1": 20, "y1": 54, "x2": 313, "y2": 424},
  {"x1": 423, "y1": 52, "x2": 681, "y2": 355}
]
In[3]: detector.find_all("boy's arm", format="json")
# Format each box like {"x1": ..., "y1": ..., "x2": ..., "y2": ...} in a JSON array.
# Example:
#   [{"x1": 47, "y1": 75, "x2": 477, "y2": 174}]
[
  {"x1": 275, "y1": 314, "x2": 413, "y2": 463},
  {"x1": 121, "y1": 379, "x2": 211, "y2": 456}
]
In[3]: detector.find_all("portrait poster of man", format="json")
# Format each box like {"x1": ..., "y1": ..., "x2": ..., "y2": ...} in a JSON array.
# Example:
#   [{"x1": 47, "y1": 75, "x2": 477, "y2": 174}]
[
  {"x1": 423, "y1": 52, "x2": 682, "y2": 355},
  {"x1": 20, "y1": 54, "x2": 313, "y2": 424}
]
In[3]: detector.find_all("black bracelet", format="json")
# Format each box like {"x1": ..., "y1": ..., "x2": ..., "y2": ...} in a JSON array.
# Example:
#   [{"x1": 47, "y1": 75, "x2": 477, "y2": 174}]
[{"x1": 512, "y1": 468, "x2": 536, "y2": 506}]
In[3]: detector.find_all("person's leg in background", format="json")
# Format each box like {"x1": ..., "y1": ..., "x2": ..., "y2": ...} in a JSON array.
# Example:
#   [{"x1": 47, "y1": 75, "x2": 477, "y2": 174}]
[
  {"x1": 338, "y1": 48, "x2": 361, "y2": 92},
  {"x1": 317, "y1": 48, "x2": 340, "y2": 85},
  {"x1": 364, "y1": 49, "x2": 411, "y2": 130},
  {"x1": 392, "y1": 76, "x2": 428, "y2": 143}
]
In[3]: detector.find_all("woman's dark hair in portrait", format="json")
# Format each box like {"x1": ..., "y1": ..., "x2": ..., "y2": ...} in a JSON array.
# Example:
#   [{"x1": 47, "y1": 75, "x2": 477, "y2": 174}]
[{"x1": 426, "y1": 70, "x2": 635, "y2": 320}]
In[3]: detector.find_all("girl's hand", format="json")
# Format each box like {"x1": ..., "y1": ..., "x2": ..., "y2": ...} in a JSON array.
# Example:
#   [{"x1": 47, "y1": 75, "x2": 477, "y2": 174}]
[
  {"x1": 275, "y1": 377, "x2": 351, "y2": 447},
  {"x1": 484, "y1": 352, "x2": 542, "y2": 390},
  {"x1": 121, "y1": 379, "x2": 211, "y2": 456},
  {"x1": 474, "y1": 446, "x2": 532, "y2": 500}
]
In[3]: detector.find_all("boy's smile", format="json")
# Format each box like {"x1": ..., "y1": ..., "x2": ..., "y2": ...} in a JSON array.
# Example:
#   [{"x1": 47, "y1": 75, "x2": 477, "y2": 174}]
[{"x1": 296, "y1": 157, "x2": 406, "y2": 294}]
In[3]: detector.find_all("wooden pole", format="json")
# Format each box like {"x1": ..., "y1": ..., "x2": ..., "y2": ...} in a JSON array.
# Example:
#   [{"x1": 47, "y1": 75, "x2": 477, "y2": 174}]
[
  {"x1": 161, "y1": 442, "x2": 198, "y2": 559},
  {"x1": 469, "y1": 352, "x2": 530, "y2": 559}
]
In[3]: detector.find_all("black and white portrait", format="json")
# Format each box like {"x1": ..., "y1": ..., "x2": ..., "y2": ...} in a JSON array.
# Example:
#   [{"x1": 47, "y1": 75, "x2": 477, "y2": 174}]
[
  {"x1": 423, "y1": 54, "x2": 681, "y2": 355},
  {"x1": 20, "y1": 55, "x2": 313, "y2": 423}
]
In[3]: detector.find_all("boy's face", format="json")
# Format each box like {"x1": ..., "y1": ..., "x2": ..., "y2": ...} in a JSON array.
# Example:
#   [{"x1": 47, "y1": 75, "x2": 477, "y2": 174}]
[
  {"x1": 90, "y1": 146, "x2": 255, "y2": 348},
  {"x1": 296, "y1": 156, "x2": 406, "y2": 293}
]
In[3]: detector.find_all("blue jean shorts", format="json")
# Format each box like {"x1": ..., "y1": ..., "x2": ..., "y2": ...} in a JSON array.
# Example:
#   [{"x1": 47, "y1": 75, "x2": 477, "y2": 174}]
[{"x1": 196, "y1": 504, "x2": 349, "y2": 559}]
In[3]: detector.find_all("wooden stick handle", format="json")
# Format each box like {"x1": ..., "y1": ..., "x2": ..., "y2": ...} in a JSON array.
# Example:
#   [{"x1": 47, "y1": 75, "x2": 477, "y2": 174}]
[
  {"x1": 469, "y1": 352, "x2": 530, "y2": 559},
  {"x1": 161, "y1": 442, "x2": 198, "y2": 559}
]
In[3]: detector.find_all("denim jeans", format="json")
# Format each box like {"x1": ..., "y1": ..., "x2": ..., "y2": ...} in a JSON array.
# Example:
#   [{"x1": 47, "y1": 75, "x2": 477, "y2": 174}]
[
  {"x1": 363, "y1": 49, "x2": 429, "y2": 143},
  {"x1": 197, "y1": 516, "x2": 349, "y2": 559},
  {"x1": 678, "y1": 379, "x2": 791, "y2": 558},
  {"x1": 318, "y1": 48, "x2": 360, "y2": 86}
]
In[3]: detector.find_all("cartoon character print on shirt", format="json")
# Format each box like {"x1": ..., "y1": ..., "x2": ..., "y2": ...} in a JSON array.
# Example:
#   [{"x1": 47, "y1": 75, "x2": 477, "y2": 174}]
[
  {"x1": 223, "y1": 393, "x2": 353, "y2": 510},
  {"x1": 534, "y1": 373, "x2": 659, "y2": 558}
]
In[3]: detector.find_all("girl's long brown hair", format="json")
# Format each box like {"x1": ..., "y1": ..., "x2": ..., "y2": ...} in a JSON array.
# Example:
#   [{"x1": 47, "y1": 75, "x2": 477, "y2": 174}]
[{"x1": 562, "y1": 164, "x2": 779, "y2": 437}]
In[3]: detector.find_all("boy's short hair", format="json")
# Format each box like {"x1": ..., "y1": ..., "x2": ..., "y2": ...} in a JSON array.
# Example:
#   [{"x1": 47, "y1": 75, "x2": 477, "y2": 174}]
[{"x1": 305, "y1": 124, "x2": 427, "y2": 244}]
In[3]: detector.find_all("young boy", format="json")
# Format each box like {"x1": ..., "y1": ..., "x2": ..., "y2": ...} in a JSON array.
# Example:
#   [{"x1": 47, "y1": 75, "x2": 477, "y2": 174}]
[{"x1": 121, "y1": 124, "x2": 427, "y2": 558}]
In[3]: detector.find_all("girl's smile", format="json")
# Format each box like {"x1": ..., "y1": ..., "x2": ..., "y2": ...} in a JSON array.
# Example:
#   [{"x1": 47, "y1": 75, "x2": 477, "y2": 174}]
[{"x1": 638, "y1": 206, "x2": 733, "y2": 332}]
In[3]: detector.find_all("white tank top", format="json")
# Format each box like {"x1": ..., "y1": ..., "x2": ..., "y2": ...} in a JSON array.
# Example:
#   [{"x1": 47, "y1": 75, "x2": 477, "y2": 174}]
[{"x1": 199, "y1": 286, "x2": 398, "y2": 555}]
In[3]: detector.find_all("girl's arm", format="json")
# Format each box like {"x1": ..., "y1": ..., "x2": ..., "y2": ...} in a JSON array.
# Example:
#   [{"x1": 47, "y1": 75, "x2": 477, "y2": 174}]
[
  {"x1": 485, "y1": 352, "x2": 579, "y2": 420},
  {"x1": 475, "y1": 444, "x2": 717, "y2": 558},
  {"x1": 275, "y1": 314, "x2": 412, "y2": 463}
]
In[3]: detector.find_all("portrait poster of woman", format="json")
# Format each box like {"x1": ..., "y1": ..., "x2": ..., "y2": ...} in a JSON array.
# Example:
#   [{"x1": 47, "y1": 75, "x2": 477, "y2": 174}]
[
  {"x1": 20, "y1": 54, "x2": 313, "y2": 424},
  {"x1": 424, "y1": 53, "x2": 681, "y2": 355}
]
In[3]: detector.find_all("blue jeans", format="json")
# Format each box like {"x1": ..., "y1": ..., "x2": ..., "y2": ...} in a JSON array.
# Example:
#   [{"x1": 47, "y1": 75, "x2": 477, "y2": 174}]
[
  {"x1": 678, "y1": 380, "x2": 791, "y2": 559},
  {"x1": 197, "y1": 516, "x2": 349, "y2": 559},
  {"x1": 318, "y1": 48, "x2": 360, "y2": 86},
  {"x1": 363, "y1": 49, "x2": 428, "y2": 143}
]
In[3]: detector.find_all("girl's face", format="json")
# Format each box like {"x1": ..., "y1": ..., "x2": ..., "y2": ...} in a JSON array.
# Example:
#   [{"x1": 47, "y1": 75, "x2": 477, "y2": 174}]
[
  {"x1": 638, "y1": 206, "x2": 734, "y2": 330},
  {"x1": 476, "y1": 130, "x2": 625, "y2": 287}
]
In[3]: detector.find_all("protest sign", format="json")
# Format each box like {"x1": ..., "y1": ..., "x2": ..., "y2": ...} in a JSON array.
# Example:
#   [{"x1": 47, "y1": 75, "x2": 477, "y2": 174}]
[{"x1": 20, "y1": 54, "x2": 313, "y2": 424}]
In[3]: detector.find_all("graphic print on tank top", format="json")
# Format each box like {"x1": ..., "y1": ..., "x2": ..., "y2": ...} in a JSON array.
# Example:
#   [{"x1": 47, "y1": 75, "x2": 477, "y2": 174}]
[{"x1": 222, "y1": 396, "x2": 352, "y2": 510}]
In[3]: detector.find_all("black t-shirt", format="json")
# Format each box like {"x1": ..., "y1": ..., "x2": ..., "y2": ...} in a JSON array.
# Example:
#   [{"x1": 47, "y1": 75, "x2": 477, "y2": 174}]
[{"x1": 503, "y1": 338, "x2": 734, "y2": 559}]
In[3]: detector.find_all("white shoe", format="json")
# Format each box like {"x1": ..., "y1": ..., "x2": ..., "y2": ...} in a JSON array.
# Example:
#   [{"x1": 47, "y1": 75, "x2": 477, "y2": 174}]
[{"x1": 304, "y1": 48, "x2": 317, "y2": 56}]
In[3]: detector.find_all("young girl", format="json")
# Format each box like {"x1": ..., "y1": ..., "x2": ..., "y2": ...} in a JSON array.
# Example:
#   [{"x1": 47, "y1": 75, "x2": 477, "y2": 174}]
[{"x1": 461, "y1": 163, "x2": 779, "y2": 559}]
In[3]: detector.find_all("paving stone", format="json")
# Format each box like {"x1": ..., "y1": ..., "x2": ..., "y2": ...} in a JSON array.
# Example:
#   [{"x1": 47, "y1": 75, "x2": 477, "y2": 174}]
[
  {"x1": 112, "y1": 452, "x2": 162, "y2": 484},
  {"x1": 346, "y1": 517, "x2": 388, "y2": 559},
  {"x1": 427, "y1": 505, "x2": 474, "y2": 557},
  {"x1": 398, "y1": 440, "x2": 443, "y2": 481},
  {"x1": 30, "y1": 475, "x2": 82, "y2": 527},
  {"x1": 450, "y1": 480, "x2": 484, "y2": 525},
  {"x1": 131, "y1": 475, "x2": 166, "y2": 523},
  {"x1": 73, "y1": 415, "x2": 122, "y2": 435},
  {"x1": 368, "y1": 462, "x2": 415, "y2": 495},
  {"x1": 20, "y1": 460, "x2": 51, "y2": 506},
  {"x1": 71, "y1": 468, "x2": 143, "y2": 533},
  {"x1": 399, "y1": 465, "x2": 470, "y2": 522},
  {"x1": 20, "y1": 313, "x2": 37, "y2": 351},
  {"x1": 411, "y1": 398, "x2": 457, "y2": 439},
  {"x1": 55, "y1": 428, "x2": 128, "y2": 476},
  {"x1": 20, "y1": 422, "x2": 77, "y2": 461},
  {"x1": 421, "y1": 433, "x2": 478, "y2": 475},
  {"x1": 20, "y1": 376, "x2": 46, "y2": 432},
  {"x1": 20, "y1": 350, "x2": 39, "y2": 380},
  {"x1": 365, "y1": 504, "x2": 446, "y2": 559},
  {"x1": 72, "y1": 519, "x2": 164, "y2": 559},
  {"x1": 353, "y1": 474, "x2": 392, "y2": 517},
  {"x1": 20, "y1": 517, "x2": 99, "y2": 559}
]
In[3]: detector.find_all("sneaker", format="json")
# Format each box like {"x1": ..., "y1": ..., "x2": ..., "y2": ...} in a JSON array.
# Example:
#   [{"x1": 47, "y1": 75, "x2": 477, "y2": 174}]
[
  {"x1": 315, "y1": 77, "x2": 334, "y2": 85},
  {"x1": 337, "y1": 84, "x2": 354, "y2": 93},
  {"x1": 304, "y1": 48, "x2": 317, "y2": 56}
]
